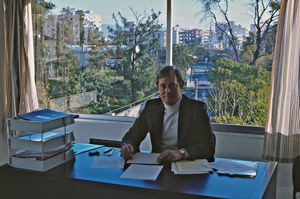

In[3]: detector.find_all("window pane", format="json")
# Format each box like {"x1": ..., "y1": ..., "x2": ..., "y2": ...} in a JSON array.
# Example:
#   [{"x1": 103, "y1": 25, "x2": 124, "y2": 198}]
[
  {"x1": 31, "y1": 0, "x2": 165, "y2": 116},
  {"x1": 173, "y1": 0, "x2": 279, "y2": 126}
]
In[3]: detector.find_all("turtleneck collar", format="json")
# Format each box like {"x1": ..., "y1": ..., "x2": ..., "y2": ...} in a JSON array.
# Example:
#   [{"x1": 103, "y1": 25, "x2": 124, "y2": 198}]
[{"x1": 163, "y1": 95, "x2": 182, "y2": 111}]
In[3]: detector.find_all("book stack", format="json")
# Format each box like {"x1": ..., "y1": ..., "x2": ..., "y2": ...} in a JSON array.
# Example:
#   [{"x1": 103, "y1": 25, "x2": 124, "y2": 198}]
[{"x1": 7, "y1": 109, "x2": 77, "y2": 172}]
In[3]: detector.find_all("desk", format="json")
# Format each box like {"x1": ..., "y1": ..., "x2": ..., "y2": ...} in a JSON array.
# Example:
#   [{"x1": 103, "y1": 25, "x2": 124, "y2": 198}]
[{"x1": 0, "y1": 151, "x2": 277, "y2": 199}]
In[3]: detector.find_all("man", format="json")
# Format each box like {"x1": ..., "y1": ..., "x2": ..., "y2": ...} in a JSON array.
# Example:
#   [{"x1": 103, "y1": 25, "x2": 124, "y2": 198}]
[{"x1": 121, "y1": 66, "x2": 215, "y2": 163}]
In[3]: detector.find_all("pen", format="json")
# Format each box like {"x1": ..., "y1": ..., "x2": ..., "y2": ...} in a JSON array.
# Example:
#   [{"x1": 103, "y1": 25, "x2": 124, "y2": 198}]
[{"x1": 103, "y1": 147, "x2": 113, "y2": 154}]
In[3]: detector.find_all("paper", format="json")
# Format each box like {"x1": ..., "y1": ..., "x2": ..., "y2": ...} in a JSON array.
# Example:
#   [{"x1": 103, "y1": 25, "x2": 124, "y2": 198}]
[
  {"x1": 120, "y1": 164, "x2": 163, "y2": 181},
  {"x1": 204, "y1": 159, "x2": 258, "y2": 177},
  {"x1": 90, "y1": 156, "x2": 125, "y2": 169},
  {"x1": 71, "y1": 143, "x2": 104, "y2": 155},
  {"x1": 171, "y1": 159, "x2": 213, "y2": 174},
  {"x1": 127, "y1": 152, "x2": 160, "y2": 165}
]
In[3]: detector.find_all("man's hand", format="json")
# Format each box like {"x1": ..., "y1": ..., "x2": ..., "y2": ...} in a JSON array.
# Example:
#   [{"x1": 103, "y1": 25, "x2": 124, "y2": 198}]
[
  {"x1": 157, "y1": 149, "x2": 183, "y2": 164},
  {"x1": 121, "y1": 144, "x2": 135, "y2": 160}
]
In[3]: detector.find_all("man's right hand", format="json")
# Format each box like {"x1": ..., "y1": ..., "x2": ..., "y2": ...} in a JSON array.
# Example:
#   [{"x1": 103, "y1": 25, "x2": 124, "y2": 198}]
[{"x1": 121, "y1": 143, "x2": 134, "y2": 160}]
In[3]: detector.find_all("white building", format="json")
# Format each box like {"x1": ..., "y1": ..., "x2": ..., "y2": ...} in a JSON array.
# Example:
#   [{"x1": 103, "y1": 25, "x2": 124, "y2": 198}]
[{"x1": 84, "y1": 10, "x2": 102, "y2": 31}]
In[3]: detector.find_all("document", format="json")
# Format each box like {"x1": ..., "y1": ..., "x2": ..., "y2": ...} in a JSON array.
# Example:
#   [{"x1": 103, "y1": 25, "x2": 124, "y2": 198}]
[
  {"x1": 127, "y1": 152, "x2": 160, "y2": 165},
  {"x1": 171, "y1": 159, "x2": 213, "y2": 174},
  {"x1": 71, "y1": 143, "x2": 104, "y2": 155},
  {"x1": 120, "y1": 164, "x2": 163, "y2": 181},
  {"x1": 90, "y1": 156, "x2": 125, "y2": 169},
  {"x1": 204, "y1": 159, "x2": 258, "y2": 177}
]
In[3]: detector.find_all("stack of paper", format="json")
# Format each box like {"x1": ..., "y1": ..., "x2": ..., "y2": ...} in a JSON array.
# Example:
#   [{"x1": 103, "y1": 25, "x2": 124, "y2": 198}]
[
  {"x1": 121, "y1": 152, "x2": 163, "y2": 181},
  {"x1": 204, "y1": 159, "x2": 258, "y2": 177},
  {"x1": 127, "y1": 152, "x2": 160, "y2": 165},
  {"x1": 171, "y1": 159, "x2": 213, "y2": 174}
]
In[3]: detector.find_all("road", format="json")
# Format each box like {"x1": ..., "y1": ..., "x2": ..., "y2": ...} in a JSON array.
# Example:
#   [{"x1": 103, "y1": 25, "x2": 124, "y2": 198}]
[{"x1": 184, "y1": 63, "x2": 214, "y2": 102}]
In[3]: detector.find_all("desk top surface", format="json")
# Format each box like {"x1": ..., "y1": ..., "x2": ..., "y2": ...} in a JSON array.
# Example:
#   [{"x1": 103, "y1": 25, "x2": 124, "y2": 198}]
[{"x1": 34, "y1": 150, "x2": 277, "y2": 199}]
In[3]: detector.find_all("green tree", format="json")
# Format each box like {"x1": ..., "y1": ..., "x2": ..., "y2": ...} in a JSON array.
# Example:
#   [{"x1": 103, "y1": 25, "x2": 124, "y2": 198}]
[
  {"x1": 207, "y1": 59, "x2": 270, "y2": 126},
  {"x1": 48, "y1": 52, "x2": 81, "y2": 99},
  {"x1": 108, "y1": 8, "x2": 162, "y2": 103},
  {"x1": 173, "y1": 44, "x2": 194, "y2": 71}
]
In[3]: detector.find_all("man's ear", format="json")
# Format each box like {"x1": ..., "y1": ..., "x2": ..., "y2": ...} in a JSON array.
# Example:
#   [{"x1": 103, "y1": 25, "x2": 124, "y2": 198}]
[{"x1": 179, "y1": 81, "x2": 184, "y2": 89}]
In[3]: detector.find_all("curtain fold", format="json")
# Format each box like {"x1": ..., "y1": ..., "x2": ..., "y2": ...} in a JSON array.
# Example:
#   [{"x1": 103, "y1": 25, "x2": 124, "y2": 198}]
[
  {"x1": 263, "y1": 0, "x2": 300, "y2": 163},
  {"x1": 0, "y1": 0, "x2": 39, "y2": 136}
]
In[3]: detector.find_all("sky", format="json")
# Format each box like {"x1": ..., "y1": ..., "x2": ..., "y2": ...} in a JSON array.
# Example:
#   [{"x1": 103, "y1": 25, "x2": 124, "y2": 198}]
[{"x1": 49, "y1": 0, "x2": 254, "y2": 31}]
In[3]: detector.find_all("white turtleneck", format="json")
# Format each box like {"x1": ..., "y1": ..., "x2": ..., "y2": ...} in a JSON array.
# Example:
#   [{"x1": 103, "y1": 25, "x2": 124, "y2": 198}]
[{"x1": 161, "y1": 96, "x2": 182, "y2": 151}]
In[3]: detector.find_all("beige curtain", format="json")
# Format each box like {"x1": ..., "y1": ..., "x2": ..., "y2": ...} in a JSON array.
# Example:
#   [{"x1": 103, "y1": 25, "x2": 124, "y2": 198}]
[
  {"x1": 0, "y1": 0, "x2": 39, "y2": 136},
  {"x1": 263, "y1": 0, "x2": 300, "y2": 163}
]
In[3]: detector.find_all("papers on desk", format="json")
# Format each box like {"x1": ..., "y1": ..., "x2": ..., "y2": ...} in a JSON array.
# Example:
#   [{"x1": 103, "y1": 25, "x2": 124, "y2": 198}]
[
  {"x1": 127, "y1": 152, "x2": 160, "y2": 165},
  {"x1": 120, "y1": 164, "x2": 163, "y2": 181},
  {"x1": 71, "y1": 143, "x2": 104, "y2": 155},
  {"x1": 122, "y1": 152, "x2": 163, "y2": 181},
  {"x1": 91, "y1": 156, "x2": 125, "y2": 169},
  {"x1": 171, "y1": 159, "x2": 213, "y2": 174},
  {"x1": 204, "y1": 159, "x2": 258, "y2": 177}
]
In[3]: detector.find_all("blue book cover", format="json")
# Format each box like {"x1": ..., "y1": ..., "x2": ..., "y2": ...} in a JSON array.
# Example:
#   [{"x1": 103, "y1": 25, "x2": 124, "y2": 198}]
[{"x1": 18, "y1": 109, "x2": 72, "y2": 122}]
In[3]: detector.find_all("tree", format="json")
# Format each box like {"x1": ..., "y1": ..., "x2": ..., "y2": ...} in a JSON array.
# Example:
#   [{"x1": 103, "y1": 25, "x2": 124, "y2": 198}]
[
  {"x1": 48, "y1": 52, "x2": 81, "y2": 99},
  {"x1": 173, "y1": 44, "x2": 194, "y2": 71},
  {"x1": 207, "y1": 59, "x2": 270, "y2": 126},
  {"x1": 108, "y1": 9, "x2": 162, "y2": 103},
  {"x1": 249, "y1": 0, "x2": 280, "y2": 65},
  {"x1": 197, "y1": 0, "x2": 241, "y2": 62},
  {"x1": 197, "y1": 0, "x2": 280, "y2": 65}
]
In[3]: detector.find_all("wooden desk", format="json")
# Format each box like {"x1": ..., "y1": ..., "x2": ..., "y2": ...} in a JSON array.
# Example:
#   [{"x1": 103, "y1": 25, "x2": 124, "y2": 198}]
[{"x1": 0, "y1": 151, "x2": 277, "y2": 199}]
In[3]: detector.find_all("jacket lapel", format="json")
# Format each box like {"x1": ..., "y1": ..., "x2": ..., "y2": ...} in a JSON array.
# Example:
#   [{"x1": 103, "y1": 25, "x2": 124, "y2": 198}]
[{"x1": 178, "y1": 95, "x2": 191, "y2": 146}]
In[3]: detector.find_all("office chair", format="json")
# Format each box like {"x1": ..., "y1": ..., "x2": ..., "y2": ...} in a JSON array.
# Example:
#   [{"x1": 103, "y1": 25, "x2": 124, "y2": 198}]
[
  {"x1": 293, "y1": 156, "x2": 300, "y2": 199},
  {"x1": 89, "y1": 138, "x2": 122, "y2": 148}
]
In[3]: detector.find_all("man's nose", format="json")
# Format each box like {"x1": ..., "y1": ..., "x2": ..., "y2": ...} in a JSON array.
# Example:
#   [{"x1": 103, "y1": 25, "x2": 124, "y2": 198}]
[{"x1": 165, "y1": 86, "x2": 171, "y2": 93}]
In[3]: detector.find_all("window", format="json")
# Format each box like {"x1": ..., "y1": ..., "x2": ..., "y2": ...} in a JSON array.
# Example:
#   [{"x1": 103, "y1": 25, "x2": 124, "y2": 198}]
[{"x1": 31, "y1": 0, "x2": 279, "y2": 126}]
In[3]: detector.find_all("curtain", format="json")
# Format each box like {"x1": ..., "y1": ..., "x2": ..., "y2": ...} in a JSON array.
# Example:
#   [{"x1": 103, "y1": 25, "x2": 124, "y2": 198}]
[
  {"x1": 0, "y1": 0, "x2": 39, "y2": 136},
  {"x1": 263, "y1": 0, "x2": 300, "y2": 163}
]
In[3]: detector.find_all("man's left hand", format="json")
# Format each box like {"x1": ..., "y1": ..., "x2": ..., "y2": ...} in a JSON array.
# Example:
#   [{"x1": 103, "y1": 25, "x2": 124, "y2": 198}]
[{"x1": 157, "y1": 149, "x2": 183, "y2": 164}]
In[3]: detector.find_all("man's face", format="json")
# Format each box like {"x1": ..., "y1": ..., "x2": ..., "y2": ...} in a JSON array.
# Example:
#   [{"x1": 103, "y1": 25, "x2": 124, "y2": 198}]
[{"x1": 158, "y1": 73, "x2": 183, "y2": 106}]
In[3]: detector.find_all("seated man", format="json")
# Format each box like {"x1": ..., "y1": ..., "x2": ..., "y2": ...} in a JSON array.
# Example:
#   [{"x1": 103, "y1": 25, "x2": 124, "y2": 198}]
[{"x1": 121, "y1": 66, "x2": 215, "y2": 164}]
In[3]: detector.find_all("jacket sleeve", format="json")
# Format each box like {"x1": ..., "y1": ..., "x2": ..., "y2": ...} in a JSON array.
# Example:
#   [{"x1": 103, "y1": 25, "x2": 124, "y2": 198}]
[
  {"x1": 184, "y1": 103, "x2": 215, "y2": 162},
  {"x1": 121, "y1": 103, "x2": 150, "y2": 152}
]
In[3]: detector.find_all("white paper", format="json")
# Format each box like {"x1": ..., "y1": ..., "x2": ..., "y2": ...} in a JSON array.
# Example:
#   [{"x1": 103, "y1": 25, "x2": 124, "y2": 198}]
[
  {"x1": 204, "y1": 159, "x2": 258, "y2": 177},
  {"x1": 120, "y1": 164, "x2": 163, "y2": 181},
  {"x1": 127, "y1": 152, "x2": 160, "y2": 165},
  {"x1": 171, "y1": 159, "x2": 212, "y2": 174},
  {"x1": 90, "y1": 156, "x2": 125, "y2": 169}
]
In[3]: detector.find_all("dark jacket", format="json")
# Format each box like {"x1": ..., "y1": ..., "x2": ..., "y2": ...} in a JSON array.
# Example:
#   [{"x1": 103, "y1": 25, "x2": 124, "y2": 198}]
[{"x1": 122, "y1": 95, "x2": 215, "y2": 162}]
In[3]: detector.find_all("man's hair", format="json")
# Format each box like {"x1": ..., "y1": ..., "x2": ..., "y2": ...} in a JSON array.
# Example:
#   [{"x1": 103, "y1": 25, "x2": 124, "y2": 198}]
[{"x1": 156, "y1": 66, "x2": 184, "y2": 88}]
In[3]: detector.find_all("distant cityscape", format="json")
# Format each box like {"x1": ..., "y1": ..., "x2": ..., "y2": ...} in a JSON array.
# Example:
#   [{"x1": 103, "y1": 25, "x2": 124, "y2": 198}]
[{"x1": 42, "y1": 8, "x2": 274, "y2": 68}]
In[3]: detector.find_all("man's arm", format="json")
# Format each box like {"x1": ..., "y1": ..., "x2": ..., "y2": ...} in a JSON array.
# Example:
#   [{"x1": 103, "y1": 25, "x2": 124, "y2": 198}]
[
  {"x1": 121, "y1": 102, "x2": 151, "y2": 154},
  {"x1": 181, "y1": 102, "x2": 215, "y2": 162}
]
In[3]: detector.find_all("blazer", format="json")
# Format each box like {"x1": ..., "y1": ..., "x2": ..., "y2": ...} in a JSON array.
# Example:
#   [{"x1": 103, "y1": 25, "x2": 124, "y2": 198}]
[{"x1": 122, "y1": 94, "x2": 215, "y2": 162}]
